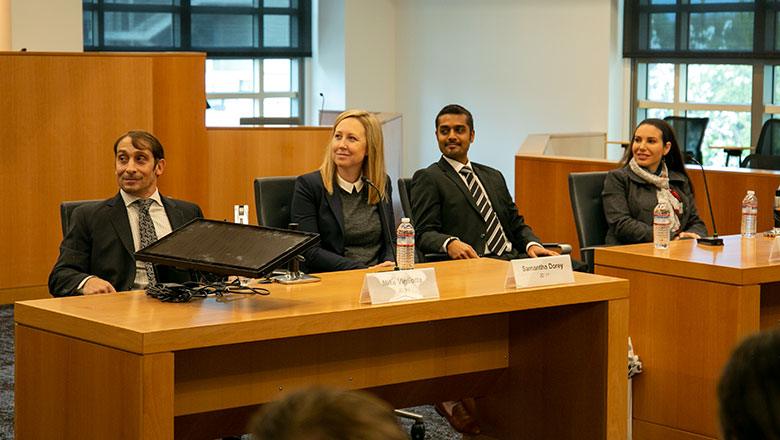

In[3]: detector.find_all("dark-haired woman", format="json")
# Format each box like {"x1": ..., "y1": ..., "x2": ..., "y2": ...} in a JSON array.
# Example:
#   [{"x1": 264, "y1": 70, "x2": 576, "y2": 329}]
[{"x1": 602, "y1": 118, "x2": 707, "y2": 245}]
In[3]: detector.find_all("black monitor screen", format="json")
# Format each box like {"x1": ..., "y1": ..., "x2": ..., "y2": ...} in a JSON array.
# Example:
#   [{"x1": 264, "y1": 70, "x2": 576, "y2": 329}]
[{"x1": 135, "y1": 218, "x2": 320, "y2": 278}]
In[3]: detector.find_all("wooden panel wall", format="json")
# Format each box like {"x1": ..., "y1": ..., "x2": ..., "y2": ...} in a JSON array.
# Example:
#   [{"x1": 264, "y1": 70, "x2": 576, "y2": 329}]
[
  {"x1": 205, "y1": 127, "x2": 331, "y2": 224},
  {"x1": 515, "y1": 154, "x2": 780, "y2": 259},
  {"x1": 0, "y1": 52, "x2": 207, "y2": 303}
]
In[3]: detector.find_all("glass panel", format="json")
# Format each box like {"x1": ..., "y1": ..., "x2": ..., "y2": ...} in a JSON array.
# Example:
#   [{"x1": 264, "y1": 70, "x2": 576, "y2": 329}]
[
  {"x1": 263, "y1": 97, "x2": 292, "y2": 117},
  {"x1": 104, "y1": 12, "x2": 176, "y2": 47},
  {"x1": 206, "y1": 98, "x2": 257, "y2": 127},
  {"x1": 774, "y1": 66, "x2": 780, "y2": 104},
  {"x1": 264, "y1": 0, "x2": 291, "y2": 6},
  {"x1": 264, "y1": 15, "x2": 290, "y2": 47},
  {"x1": 206, "y1": 59, "x2": 258, "y2": 93},
  {"x1": 105, "y1": 0, "x2": 176, "y2": 4},
  {"x1": 686, "y1": 64, "x2": 752, "y2": 104},
  {"x1": 650, "y1": 13, "x2": 675, "y2": 50},
  {"x1": 690, "y1": 0, "x2": 753, "y2": 3},
  {"x1": 777, "y1": 12, "x2": 780, "y2": 50},
  {"x1": 646, "y1": 108, "x2": 674, "y2": 119},
  {"x1": 686, "y1": 110, "x2": 751, "y2": 166},
  {"x1": 263, "y1": 59, "x2": 291, "y2": 92},
  {"x1": 650, "y1": 0, "x2": 676, "y2": 4},
  {"x1": 192, "y1": 13, "x2": 256, "y2": 47},
  {"x1": 83, "y1": 11, "x2": 94, "y2": 47},
  {"x1": 688, "y1": 12, "x2": 753, "y2": 51},
  {"x1": 647, "y1": 63, "x2": 675, "y2": 101},
  {"x1": 192, "y1": 0, "x2": 255, "y2": 6}
]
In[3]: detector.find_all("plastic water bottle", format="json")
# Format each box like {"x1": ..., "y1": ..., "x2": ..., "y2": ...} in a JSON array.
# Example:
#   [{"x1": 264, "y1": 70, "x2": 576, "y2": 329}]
[
  {"x1": 773, "y1": 184, "x2": 780, "y2": 234},
  {"x1": 741, "y1": 190, "x2": 758, "y2": 238},
  {"x1": 396, "y1": 218, "x2": 415, "y2": 270},
  {"x1": 653, "y1": 202, "x2": 670, "y2": 249}
]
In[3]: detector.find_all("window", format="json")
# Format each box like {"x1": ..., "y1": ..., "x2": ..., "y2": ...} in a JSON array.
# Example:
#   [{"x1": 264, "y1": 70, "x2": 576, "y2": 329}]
[
  {"x1": 205, "y1": 58, "x2": 301, "y2": 126},
  {"x1": 626, "y1": 1, "x2": 780, "y2": 166},
  {"x1": 83, "y1": 0, "x2": 311, "y2": 126}
]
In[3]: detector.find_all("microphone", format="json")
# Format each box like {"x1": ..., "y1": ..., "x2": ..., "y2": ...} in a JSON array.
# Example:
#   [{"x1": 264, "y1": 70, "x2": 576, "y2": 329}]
[
  {"x1": 318, "y1": 92, "x2": 325, "y2": 126},
  {"x1": 362, "y1": 176, "x2": 397, "y2": 262},
  {"x1": 690, "y1": 157, "x2": 724, "y2": 246}
]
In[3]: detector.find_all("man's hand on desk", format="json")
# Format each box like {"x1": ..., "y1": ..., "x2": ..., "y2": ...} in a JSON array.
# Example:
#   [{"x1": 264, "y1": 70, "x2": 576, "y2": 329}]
[
  {"x1": 675, "y1": 232, "x2": 701, "y2": 240},
  {"x1": 447, "y1": 239, "x2": 479, "y2": 259},
  {"x1": 527, "y1": 244, "x2": 559, "y2": 258},
  {"x1": 81, "y1": 277, "x2": 117, "y2": 295}
]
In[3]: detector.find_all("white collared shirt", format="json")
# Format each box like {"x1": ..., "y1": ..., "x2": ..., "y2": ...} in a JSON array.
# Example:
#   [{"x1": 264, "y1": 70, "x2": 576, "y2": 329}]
[{"x1": 336, "y1": 173, "x2": 364, "y2": 194}]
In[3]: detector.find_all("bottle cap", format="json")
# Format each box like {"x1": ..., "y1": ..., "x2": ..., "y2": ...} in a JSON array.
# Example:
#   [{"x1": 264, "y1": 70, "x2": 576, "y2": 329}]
[{"x1": 401, "y1": 217, "x2": 410, "y2": 223}]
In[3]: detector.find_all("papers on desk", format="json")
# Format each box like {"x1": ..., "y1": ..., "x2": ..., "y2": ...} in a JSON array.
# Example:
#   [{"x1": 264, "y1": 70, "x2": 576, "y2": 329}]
[
  {"x1": 505, "y1": 255, "x2": 575, "y2": 289},
  {"x1": 360, "y1": 267, "x2": 439, "y2": 304}
]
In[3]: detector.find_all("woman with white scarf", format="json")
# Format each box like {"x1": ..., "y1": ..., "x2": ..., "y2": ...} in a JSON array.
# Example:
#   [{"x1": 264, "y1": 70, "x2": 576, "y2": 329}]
[{"x1": 602, "y1": 118, "x2": 708, "y2": 245}]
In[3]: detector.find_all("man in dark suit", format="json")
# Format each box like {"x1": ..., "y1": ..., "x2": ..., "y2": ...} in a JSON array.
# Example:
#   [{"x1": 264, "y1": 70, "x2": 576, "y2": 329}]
[
  {"x1": 48, "y1": 130, "x2": 203, "y2": 297},
  {"x1": 412, "y1": 104, "x2": 558, "y2": 261},
  {"x1": 411, "y1": 104, "x2": 564, "y2": 435}
]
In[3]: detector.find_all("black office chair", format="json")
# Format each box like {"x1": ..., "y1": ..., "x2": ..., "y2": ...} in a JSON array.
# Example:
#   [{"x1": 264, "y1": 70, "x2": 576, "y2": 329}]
[
  {"x1": 664, "y1": 116, "x2": 708, "y2": 165},
  {"x1": 253, "y1": 176, "x2": 297, "y2": 228},
  {"x1": 568, "y1": 172, "x2": 610, "y2": 273},
  {"x1": 741, "y1": 119, "x2": 780, "y2": 170},
  {"x1": 59, "y1": 199, "x2": 102, "y2": 237}
]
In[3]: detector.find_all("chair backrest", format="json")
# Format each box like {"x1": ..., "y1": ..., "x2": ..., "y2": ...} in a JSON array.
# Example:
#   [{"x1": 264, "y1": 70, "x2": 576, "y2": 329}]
[
  {"x1": 740, "y1": 153, "x2": 780, "y2": 171},
  {"x1": 60, "y1": 199, "x2": 102, "y2": 237},
  {"x1": 567, "y1": 172, "x2": 609, "y2": 249},
  {"x1": 253, "y1": 176, "x2": 298, "y2": 228},
  {"x1": 754, "y1": 118, "x2": 780, "y2": 156},
  {"x1": 397, "y1": 177, "x2": 414, "y2": 220},
  {"x1": 663, "y1": 116, "x2": 709, "y2": 164}
]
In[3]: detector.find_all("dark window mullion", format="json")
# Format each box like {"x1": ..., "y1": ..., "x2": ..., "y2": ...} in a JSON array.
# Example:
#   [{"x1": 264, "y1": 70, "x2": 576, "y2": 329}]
[{"x1": 181, "y1": 0, "x2": 191, "y2": 50}]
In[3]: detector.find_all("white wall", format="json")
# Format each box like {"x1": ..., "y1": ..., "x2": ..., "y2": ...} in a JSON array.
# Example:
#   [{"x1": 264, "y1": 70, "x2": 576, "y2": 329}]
[
  {"x1": 0, "y1": 0, "x2": 10, "y2": 50},
  {"x1": 10, "y1": 0, "x2": 82, "y2": 51},
  {"x1": 311, "y1": 0, "x2": 347, "y2": 122},
  {"x1": 391, "y1": 0, "x2": 624, "y2": 185}
]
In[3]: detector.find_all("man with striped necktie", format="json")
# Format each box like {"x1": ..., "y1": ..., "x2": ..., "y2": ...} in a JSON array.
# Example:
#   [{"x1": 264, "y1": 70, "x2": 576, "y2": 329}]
[{"x1": 411, "y1": 104, "x2": 557, "y2": 262}]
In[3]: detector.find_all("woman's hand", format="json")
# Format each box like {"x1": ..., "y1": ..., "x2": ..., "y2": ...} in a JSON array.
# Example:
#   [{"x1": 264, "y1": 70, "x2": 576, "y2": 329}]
[{"x1": 369, "y1": 260, "x2": 396, "y2": 269}]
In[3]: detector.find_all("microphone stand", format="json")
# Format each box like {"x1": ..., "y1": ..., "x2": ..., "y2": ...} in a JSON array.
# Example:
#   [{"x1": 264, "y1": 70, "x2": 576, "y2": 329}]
[
  {"x1": 690, "y1": 158, "x2": 724, "y2": 246},
  {"x1": 362, "y1": 176, "x2": 397, "y2": 264}
]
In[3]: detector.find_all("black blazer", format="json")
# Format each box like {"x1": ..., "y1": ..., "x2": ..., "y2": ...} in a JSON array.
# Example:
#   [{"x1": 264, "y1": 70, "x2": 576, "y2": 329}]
[
  {"x1": 48, "y1": 192, "x2": 203, "y2": 297},
  {"x1": 291, "y1": 170, "x2": 395, "y2": 273},
  {"x1": 411, "y1": 157, "x2": 541, "y2": 257}
]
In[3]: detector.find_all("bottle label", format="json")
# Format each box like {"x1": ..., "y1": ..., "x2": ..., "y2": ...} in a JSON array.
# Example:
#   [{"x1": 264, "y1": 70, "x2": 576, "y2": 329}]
[
  {"x1": 742, "y1": 204, "x2": 758, "y2": 216},
  {"x1": 653, "y1": 213, "x2": 670, "y2": 225}
]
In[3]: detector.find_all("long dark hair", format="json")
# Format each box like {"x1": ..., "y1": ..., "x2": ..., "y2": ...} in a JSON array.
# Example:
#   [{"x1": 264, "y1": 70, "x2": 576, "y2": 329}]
[{"x1": 620, "y1": 118, "x2": 691, "y2": 182}]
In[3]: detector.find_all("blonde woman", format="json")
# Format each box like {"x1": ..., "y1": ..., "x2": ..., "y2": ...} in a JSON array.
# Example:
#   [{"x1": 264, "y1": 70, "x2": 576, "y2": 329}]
[{"x1": 291, "y1": 110, "x2": 395, "y2": 273}]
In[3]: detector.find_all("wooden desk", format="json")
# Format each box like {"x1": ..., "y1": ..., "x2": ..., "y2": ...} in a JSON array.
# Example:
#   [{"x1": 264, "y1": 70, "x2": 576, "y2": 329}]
[
  {"x1": 595, "y1": 235, "x2": 780, "y2": 440},
  {"x1": 15, "y1": 258, "x2": 628, "y2": 440}
]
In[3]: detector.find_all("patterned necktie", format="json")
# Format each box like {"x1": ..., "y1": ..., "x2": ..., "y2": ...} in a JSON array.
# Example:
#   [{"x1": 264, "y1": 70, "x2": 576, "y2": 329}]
[
  {"x1": 459, "y1": 166, "x2": 507, "y2": 255},
  {"x1": 136, "y1": 199, "x2": 158, "y2": 286}
]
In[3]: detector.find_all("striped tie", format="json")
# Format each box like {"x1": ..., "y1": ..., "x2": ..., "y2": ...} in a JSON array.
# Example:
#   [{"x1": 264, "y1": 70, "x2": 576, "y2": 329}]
[
  {"x1": 136, "y1": 199, "x2": 158, "y2": 286},
  {"x1": 459, "y1": 167, "x2": 507, "y2": 255}
]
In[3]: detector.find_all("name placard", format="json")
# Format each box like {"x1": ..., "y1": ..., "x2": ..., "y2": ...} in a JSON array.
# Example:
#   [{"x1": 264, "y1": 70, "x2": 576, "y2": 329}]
[
  {"x1": 360, "y1": 268, "x2": 440, "y2": 305},
  {"x1": 505, "y1": 255, "x2": 575, "y2": 289}
]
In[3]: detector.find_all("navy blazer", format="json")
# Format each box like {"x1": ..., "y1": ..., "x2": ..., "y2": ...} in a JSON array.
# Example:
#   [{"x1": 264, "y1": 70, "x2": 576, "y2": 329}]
[
  {"x1": 48, "y1": 192, "x2": 203, "y2": 297},
  {"x1": 411, "y1": 157, "x2": 541, "y2": 257},
  {"x1": 291, "y1": 170, "x2": 395, "y2": 273}
]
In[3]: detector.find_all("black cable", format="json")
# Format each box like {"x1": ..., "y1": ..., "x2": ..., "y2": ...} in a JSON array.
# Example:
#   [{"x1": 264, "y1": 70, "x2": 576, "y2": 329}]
[{"x1": 146, "y1": 278, "x2": 270, "y2": 303}]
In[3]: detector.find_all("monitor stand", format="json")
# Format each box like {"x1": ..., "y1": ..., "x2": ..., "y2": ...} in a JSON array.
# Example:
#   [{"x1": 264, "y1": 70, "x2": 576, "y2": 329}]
[{"x1": 271, "y1": 255, "x2": 320, "y2": 284}]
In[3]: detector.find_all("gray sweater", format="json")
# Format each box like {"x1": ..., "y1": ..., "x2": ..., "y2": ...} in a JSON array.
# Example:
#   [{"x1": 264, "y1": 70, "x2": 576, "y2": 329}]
[{"x1": 602, "y1": 166, "x2": 708, "y2": 245}]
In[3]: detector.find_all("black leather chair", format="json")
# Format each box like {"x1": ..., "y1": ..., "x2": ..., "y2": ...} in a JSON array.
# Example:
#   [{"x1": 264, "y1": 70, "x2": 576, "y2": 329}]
[
  {"x1": 741, "y1": 119, "x2": 780, "y2": 170},
  {"x1": 664, "y1": 116, "x2": 708, "y2": 164},
  {"x1": 567, "y1": 171, "x2": 610, "y2": 273},
  {"x1": 253, "y1": 176, "x2": 297, "y2": 228},
  {"x1": 59, "y1": 199, "x2": 102, "y2": 237}
]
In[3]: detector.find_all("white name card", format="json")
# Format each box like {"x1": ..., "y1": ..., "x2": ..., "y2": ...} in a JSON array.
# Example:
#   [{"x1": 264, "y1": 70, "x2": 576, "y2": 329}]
[
  {"x1": 360, "y1": 267, "x2": 440, "y2": 305},
  {"x1": 505, "y1": 255, "x2": 575, "y2": 289}
]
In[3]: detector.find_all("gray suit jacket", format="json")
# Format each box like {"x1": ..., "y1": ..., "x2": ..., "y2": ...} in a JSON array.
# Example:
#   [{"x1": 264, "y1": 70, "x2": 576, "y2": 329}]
[
  {"x1": 602, "y1": 166, "x2": 708, "y2": 245},
  {"x1": 411, "y1": 157, "x2": 541, "y2": 257},
  {"x1": 48, "y1": 192, "x2": 203, "y2": 296}
]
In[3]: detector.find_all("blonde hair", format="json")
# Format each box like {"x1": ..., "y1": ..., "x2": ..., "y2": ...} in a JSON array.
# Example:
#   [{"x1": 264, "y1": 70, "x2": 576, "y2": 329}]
[{"x1": 319, "y1": 110, "x2": 387, "y2": 205}]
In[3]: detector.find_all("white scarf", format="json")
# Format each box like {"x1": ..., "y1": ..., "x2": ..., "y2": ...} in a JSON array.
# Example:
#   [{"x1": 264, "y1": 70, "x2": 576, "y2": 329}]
[{"x1": 628, "y1": 158, "x2": 683, "y2": 235}]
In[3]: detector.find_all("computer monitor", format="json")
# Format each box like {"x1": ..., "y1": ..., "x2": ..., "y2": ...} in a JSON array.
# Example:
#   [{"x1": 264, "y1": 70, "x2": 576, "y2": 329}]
[{"x1": 135, "y1": 218, "x2": 320, "y2": 278}]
